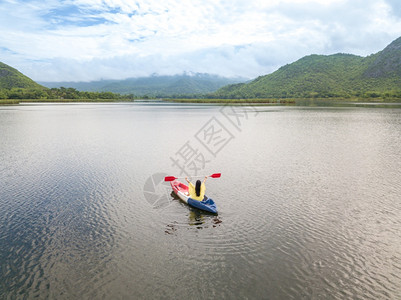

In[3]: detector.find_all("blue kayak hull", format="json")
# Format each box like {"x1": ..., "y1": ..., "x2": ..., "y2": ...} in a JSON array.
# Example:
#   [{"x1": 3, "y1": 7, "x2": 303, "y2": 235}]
[{"x1": 187, "y1": 197, "x2": 218, "y2": 214}]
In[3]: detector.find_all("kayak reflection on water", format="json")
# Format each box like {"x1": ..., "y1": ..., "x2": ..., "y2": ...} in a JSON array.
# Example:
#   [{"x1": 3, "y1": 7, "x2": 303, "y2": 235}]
[
  {"x1": 189, "y1": 210, "x2": 205, "y2": 228},
  {"x1": 188, "y1": 210, "x2": 222, "y2": 229},
  {"x1": 164, "y1": 209, "x2": 222, "y2": 234}
]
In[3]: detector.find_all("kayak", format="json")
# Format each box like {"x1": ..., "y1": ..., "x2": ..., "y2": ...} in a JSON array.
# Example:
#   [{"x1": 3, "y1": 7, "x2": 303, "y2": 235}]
[{"x1": 170, "y1": 180, "x2": 218, "y2": 214}]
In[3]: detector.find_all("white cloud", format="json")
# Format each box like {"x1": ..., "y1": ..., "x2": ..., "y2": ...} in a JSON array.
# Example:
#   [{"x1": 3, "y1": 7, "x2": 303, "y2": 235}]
[
  {"x1": 0, "y1": 0, "x2": 401, "y2": 81},
  {"x1": 384, "y1": 0, "x2": 401, "y2": 17}
]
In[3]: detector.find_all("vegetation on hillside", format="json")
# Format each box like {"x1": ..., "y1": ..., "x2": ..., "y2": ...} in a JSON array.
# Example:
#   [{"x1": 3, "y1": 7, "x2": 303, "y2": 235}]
[
  {"x1": 213, "y1": 37, "x2": 401, "y2": 100},
  {"x1": 0, "y1": 87, "x2": 134, "y2": 100},
  {"x1": 0, "y1": 62, "x2": 43, "y2": 90},
  {"x1": 2, "y1": 36, "x2": 401, "y2": 102},
  {"x1": 0, "y1": 62, "x2": 134, "y2": 101}
]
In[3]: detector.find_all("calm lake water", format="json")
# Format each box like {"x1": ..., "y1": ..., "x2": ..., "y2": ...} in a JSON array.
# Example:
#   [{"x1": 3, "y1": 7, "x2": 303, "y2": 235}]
[{"x1": 1, "y1": 103, "x2": 401, "y2": 299}]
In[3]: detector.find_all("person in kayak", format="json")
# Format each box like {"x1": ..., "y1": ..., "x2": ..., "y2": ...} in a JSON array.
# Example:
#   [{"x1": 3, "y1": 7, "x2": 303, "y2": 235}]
[{"x1": 185, "y1": 176, "x2": 207, "y2": 201}]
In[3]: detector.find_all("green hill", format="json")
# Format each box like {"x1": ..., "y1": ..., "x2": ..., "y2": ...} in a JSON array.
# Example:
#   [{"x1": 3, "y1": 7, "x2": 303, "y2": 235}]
[
  {"x1": 39, "y1": 73, "x2": 247, "y2": 97},
  {"x1": 214, "y1": 37, "x2": 401, "y2": 99},
  {"x1": 363, "y1": 37, "x2": 401, "y2": 78},
  {"x1": 0, "y1": 62, "x2": 135, "y2": 101},
  {"x1": 0, "y1": 62, "x2": 43, "y2": 89}
]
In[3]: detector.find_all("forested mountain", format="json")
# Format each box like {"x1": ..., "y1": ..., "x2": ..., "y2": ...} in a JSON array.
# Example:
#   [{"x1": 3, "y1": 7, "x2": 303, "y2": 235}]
[
  {"x1": 0, "y1": 62, "x2": 44, "y2": 89},
  {"x1": 214, "y1": 37, "x2": 401, "y2": 99},
  {"x1": 0, "y1": 62, "x2": 133, "y2": 100},
  {"x1": 363, "y1": 37, "x2": 401, "y2": 78},
  {"x1": 2, "y1": 36, "x2": 401, "y2": 101},
  {"x1": 40, "y1": 73, "x2": 246, "y2": 97},
  {"x1": 0, "y1": 61, "x2": 243, "y2": 100}
]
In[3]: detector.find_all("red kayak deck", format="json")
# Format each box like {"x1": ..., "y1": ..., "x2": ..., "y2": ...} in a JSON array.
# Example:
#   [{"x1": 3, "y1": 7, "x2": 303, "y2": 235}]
[{"x1": 171, "y1": 180, "x2": 189, "y2": 195}]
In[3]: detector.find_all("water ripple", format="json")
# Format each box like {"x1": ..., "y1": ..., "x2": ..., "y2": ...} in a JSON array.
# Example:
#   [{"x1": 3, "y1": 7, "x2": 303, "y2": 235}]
[{"x1": 1, "y1": 104, "x2": 401, "y2": 299}]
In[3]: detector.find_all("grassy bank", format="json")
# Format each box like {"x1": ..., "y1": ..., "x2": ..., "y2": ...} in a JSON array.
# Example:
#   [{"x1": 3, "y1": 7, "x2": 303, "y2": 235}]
[
  {"x1": 165, "y1": 97, "x2": 401, "y2": 105},
  {"x1": 164, "y1": 98, "x2": 296, "y2": 104},
  {"x1": 2, "y1": 97, "x2": 401, "y2": 106},
  {"x1": 0, "y1": 98, "x2": 135, "y2": 105}
]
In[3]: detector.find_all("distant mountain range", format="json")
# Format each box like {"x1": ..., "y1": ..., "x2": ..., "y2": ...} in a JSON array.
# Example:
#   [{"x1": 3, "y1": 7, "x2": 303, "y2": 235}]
[
  {"x1": 39, "y1": 74, "x2": 247, "y2": 97},
  {"x1": 213, "y1": 36, "x2": 401, "y2": 99},
  {"x1": 2, "y1": 36, "x2": 401, "y2": 100}
]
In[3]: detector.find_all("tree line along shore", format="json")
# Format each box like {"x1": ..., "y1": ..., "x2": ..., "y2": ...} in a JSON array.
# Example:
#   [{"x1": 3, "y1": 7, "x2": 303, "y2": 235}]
[{"x1": 2, "y1": 96, "x2": 401, "y2": 106}]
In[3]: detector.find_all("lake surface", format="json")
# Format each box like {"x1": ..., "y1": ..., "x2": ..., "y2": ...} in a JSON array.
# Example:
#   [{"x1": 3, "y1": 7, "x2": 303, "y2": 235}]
[{"x1": 1, "y1": 103, "x2": 401, "y2": 299}]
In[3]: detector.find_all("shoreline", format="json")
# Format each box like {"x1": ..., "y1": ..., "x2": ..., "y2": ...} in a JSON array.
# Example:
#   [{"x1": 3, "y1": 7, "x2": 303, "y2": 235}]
[
  {"x1": 1, "y1": 97, "x2": 401, "y2": 106},
  {"x1": 164, "y1": 97, "x2": 401, "y2": 104},
  {"x1": 0, "y1": 98, "x2": 135, "y2": 105}
]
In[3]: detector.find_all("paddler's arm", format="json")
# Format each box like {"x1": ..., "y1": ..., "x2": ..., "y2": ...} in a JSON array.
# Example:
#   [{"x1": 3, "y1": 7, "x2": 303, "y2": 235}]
[
  {"x1": 185, "y1": 177, "x2": 190, "y2": 183},
  {"x1": 203, "y1": 176, "x2": 208, "y2": 183}
]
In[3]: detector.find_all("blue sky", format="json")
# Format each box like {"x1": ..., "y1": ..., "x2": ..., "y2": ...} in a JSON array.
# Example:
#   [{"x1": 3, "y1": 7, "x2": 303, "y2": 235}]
[{"x1": 1, "y1": 0, "x2": 401, "y2": 82}]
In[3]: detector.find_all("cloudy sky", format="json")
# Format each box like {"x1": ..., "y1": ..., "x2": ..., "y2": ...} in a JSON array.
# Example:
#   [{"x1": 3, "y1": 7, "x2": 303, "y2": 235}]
[{"x1": 1, "y1": 0, "x2": 401, "y2": 82}]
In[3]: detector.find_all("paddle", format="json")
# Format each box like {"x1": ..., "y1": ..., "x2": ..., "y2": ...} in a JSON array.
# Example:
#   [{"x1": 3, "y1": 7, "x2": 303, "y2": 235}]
[{"x1": 164, "y1": 173, "x2": 221, "y2": 182}]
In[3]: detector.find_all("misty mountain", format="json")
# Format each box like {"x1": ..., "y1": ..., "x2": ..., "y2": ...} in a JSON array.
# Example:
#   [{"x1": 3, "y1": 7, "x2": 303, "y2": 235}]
[{"x1": 39, "y1": 73, "x2": 247, "y2": 97}]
